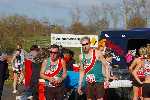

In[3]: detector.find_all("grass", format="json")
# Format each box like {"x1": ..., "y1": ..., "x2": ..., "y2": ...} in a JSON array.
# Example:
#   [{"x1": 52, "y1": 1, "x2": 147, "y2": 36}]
[
  {"x1": 5, "y1": 64, "x2": 14, "y2": 86},
  {"x1": 23, "y1": 35, "x2": 51, "y2": 51},
  {"x1": 23, "y1": 35, "x2": 81, "y2": 63},
  {"x1": 5, "y1": 35, "x2": 81, "y2": 85}
]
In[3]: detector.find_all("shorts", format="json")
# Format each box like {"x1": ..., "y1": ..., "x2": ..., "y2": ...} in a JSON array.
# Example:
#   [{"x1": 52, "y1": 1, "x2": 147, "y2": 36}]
[
  {"x1": 86, "y1": 82, "x2": 105, "y2": 99},
  {"x1": 142, "y1": 83, "x2": 150, "y2": 97},
  {"x1": 45, "y1": 85, "x2": 65, "y2": 100}
]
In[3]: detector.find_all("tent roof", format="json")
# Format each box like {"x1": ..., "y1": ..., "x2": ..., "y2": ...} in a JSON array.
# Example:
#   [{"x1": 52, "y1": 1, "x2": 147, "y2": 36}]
[{"x1": 100, "y1": 28, "x2": 150, "y2": 39}]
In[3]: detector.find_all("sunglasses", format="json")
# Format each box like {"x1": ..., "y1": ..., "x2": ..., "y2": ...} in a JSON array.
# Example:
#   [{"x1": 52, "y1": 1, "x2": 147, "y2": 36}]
[
  {"x1": 50, "y1": 51, "x2": 58, "y2": 54},
  {"x1": 81, "y1": 43, "x2": 89, "y2": 46}
]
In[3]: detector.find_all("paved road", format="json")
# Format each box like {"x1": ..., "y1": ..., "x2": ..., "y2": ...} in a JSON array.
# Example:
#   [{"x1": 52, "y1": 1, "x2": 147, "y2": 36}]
[{"x1": 1, "y1": 85, "x2": 24, "y2": 100}]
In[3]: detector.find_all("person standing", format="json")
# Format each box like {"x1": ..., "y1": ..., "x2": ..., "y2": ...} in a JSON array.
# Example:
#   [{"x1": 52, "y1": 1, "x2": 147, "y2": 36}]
[
  {"x1": 129, "y1": 47, "x2": 146, "y2": 100},
  {"x1": 40, "y1": 44, "x2": 67, "y2": 100},
  {"x1": 16, "y1": 44, "x2": 27, "y2": 66},
  {"x1": 77, "y1": 37, "x2": 109, "y2": 100},
  {"x1": 24, "y1": 45, "x2": 40, "y2": 99},
  {"x1": 133, "y1": 47, "x2": 150, "y2": 100},
  {"x1": 62, "y1": 48, "x2": 75, "y2": 71},
  {"x1": 11, "y1": 49, "x2": 22, "y2": 94},
  {"x1": 0, "y1": 52, "x2": 9, "y2": 100},
  {"x1": 16, "y1": 44, "x2": 27, "y2": 85}
]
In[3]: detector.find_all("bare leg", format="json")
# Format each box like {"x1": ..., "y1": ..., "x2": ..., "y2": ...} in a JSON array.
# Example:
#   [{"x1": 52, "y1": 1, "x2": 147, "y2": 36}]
[
  {"x1": 18, "y1": 71, "x2": 24, "y2": 84},
  {"x1": 139, "y1": 87, "x2": 143, "y2": 100},
  {"x1": 143, "y1": 98, "x2": 150, "y2": 100},
  {"x1": 133, "y1": 86, "x2": 139, "y2": 100},
  {"x1": 97, "y1": 97, "x2": 103, "y2": 100},
  {"x1": 13, "y1": 73, "x2": 18, "y2": 93}
]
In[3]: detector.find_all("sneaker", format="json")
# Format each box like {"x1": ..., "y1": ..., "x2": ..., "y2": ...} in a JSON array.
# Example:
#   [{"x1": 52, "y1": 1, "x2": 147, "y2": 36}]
[
  {"x1": 16, "y1": 96, "x2": 21, "y2": 100},
  {"x1": 27, "y1": 96, "x2": 33, "y2": 100},
  {"x1": 12, "y1": 90, "x2": 18, "y2": 94},
  {"x1": 16, "y1": 95, "x2": 27, "y2": 100}
]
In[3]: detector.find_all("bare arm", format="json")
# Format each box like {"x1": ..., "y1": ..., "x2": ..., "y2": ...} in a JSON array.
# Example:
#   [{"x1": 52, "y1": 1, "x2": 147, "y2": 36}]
[
  {"x1": 77, "y1": 54, "x2": 85, "y2": 95},
  {"x1": 40, "y1": 59, "x2": 53, "y2": 81},
  {"x1": 11, "y1": 55, "x2": 16, "y2": 63},
  {"x1": 132, "y1": 59, "x2": 143, "y2": 84},
  {"x1": 61, "y1": 59, "x2": 67, "y2": 80},
  {"x1": 78, "y1": 54, "x2": 85, "y2": 87},
  {"x1": 129, "y1": 59, "x2": 137, "y2": 72},
  {"x1": 11, "y1": 55, "x2": 16, "y2": 68},
  {"x1": 0, "y1": 54, "x2": 7, "y2": 61},
  {"x1": 98, "y1": 53, "x2": 110, "y2": 81}
]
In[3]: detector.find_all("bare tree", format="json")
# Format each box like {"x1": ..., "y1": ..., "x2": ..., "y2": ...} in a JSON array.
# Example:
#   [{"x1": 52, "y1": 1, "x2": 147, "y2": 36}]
[
  {"x1": 127, "y1": 15, "x2": 147, "y2": 28},
  {"x1": 70, "y1": 7, "x2": 81, "y2": 24},
  {"x1": 122, "y1": 0, "x2": 147, "y2": 29},
  {"x1": 84, "y1": 3, "x2": 111, "y2": 32}
]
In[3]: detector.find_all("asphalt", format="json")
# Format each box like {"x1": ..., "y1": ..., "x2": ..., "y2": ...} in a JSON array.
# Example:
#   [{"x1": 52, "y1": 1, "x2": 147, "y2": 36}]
[{"x1": 1, "y1": 85, "x2": 24, "y2": 100}]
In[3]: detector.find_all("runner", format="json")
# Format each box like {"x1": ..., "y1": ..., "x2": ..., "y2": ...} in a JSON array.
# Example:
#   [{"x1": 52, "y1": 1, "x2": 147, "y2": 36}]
[
  {"x1": 129, "y1": 47, "x2": 146, "y2": 100},
  {"x1": 77, "y1": 37, "x2": 109, "y2": 100},
  {"x1": 40, "y1": 44, "x2": 67, "y2": 100},
  {"x1": 133, "y1": 46, "x2": 150, "y2": 100},
  {"x1": 11, "y1": 49, "x2": 22, "y2": 94},
  {"x1": 16, "y1": 44, "x2": 26, "y2": 67},
  {"x1": 16, "y1": 44, "x2": 26, "y2": 85}
]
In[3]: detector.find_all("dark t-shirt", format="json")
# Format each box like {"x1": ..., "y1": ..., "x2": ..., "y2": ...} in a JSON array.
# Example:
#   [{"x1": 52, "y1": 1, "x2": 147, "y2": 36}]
[
  {"x1": 0, "y1": 60, "x2": 9, "y2": 80},
  {"x1": 66, "y1": 59, "x2": 75, "y2": 71},
  {"x1": 31, "y1": 62, "x2": 41, "y2": 84}
]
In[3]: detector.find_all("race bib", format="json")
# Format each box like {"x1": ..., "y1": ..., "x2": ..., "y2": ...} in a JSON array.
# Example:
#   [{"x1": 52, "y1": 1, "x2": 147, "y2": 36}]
[
  {"x1": 44, "y1": 65, "x2": 58, "y2": 75},
  {"x1": 137, "y1": 67, "x2": 145, "y2": 78},
  {"x1": 86, "y1": 74, "x2": 96, "y2": 83},
  {"x1": 48, "y1": 77, "x2": 62, "y2": 87},
  {"x1": 15, "y1": 62, "x2": 21, "y2": 68},
  {"x1": 84, "y1": 64, "x2": 90, "y2": 70}
]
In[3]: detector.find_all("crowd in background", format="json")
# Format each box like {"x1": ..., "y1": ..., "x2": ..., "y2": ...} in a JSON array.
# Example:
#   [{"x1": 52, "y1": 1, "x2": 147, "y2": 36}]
[{"x1": 0, "y1": 37, "x2": 150, "y2": 100}]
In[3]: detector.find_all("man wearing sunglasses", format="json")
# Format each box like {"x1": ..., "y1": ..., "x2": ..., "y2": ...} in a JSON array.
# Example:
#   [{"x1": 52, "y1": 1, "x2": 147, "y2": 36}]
[
  {"x1": 77, "y1": 37, "x2": 109, "y2": 100},
  {"x1": 40, "y1": 44, "x2": 67, "y2": 100}
]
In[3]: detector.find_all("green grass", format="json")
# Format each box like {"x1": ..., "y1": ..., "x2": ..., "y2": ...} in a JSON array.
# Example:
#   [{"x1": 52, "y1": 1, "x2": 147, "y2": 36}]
[
  {"x1": 6, "y1": 35, "x2": 81, "y2": 85},
  {"x1": 23, "y1": 35, "x2": 81, "y2": 63},
  {"x1": 23, "y1": 35, "x2": 51, "y2": 51},
  {"x1": 5, "y1": 65, "x2": 14, "y2": 86}
]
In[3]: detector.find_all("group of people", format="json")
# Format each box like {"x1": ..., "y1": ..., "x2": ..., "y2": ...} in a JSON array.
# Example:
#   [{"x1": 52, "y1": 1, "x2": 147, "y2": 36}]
[
  {"x1": 9, "y1": 37, "x2": 117, "y2": 100},
  {"x1": 38, "y1": 36, "x2": 116, "y2": 100},
  {"x1": 1, "y1": 36, "x2": 150, "y2": 100}
]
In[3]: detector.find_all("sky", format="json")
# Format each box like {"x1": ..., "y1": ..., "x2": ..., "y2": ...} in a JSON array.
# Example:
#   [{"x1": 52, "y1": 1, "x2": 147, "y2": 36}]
[{"x1": 0, "y1": 0, "x2": 122, "y2": 26}]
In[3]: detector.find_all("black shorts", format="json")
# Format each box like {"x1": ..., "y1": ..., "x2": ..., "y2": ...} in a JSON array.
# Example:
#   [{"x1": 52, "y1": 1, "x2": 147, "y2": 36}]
[
  {"x1": 86, "y1": 82, "x2": 105, "y2": 99},
  {"x1": 45, "y1": 85, "x2": 65, "y2": 100},
  {"x1": 142, "y1": 83, "x2": 150, "y2": 97}
]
